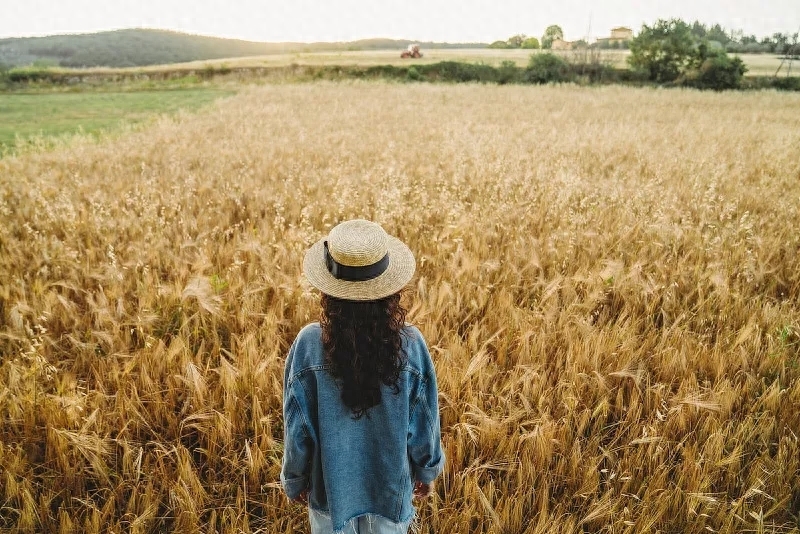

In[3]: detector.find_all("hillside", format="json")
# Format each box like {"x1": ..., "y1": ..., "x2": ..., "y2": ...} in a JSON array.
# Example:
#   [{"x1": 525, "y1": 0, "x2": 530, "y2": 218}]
[{"x1": 0, "y1": 29, "x2": 487, "y2": 69}]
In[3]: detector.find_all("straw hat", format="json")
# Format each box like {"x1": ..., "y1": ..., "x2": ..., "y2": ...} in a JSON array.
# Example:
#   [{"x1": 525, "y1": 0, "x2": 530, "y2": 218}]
[{"x1": 303, "y1": 220, "x2": 416, "y2": 301}]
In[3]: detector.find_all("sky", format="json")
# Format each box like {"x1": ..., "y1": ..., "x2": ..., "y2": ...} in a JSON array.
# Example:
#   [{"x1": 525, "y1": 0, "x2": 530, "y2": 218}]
[{"x1": 2, "y1": 0, "x2": 799, "y2": 43}]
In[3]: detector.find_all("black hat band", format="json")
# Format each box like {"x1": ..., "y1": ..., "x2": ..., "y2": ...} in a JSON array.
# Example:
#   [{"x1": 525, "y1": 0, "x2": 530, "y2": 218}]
[{"x1": 324, "y1": 241, "x2": 390, "y2": 281}]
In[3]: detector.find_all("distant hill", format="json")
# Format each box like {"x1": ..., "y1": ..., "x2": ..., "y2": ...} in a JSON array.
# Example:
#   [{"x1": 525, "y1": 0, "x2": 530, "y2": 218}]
[{"x1": 0, "y1": 29, "x2": 488, "y2": 69}]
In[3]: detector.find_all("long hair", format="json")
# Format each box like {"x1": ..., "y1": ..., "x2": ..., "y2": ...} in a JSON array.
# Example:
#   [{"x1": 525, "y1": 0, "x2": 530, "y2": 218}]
[{"x1": 320, "y1": 292, "x2": 407, "y2": 419}]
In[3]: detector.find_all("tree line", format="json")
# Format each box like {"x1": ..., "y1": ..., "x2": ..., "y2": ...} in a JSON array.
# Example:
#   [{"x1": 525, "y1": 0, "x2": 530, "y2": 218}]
[
  {"x1": 491, "y1": 20, "x2": 799, "y2": 55},
  {"x1": 489, "y1": 25, "x2": 573, "y2": 50}
]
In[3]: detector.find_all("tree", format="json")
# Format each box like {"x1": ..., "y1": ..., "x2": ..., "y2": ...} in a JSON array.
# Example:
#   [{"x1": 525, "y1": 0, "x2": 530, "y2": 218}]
[
  {"x1": 772, "y1": 33, "x2": 790, "y2": 54},
  {"x1": 629, "y1": 19, "x2": 747, "y2": 89},
  {"x1": 507, "y1": 34, "x2": 527, "y2": 48},
  {"x1": 542, "y1": 25, "x2": 564, "y2": 49},
  {"x1": 521, "y1": 37, "x2": 540, "y2": 49},
  {"x1": 628, "y1": 19, "x2": 696, "y2": 82},
  {"x1": 741, "y1": 34, "x2": 758, "y2": 45},
  {"x1": 690, "y1": 21, "x2": 707, "y2": 40},
  {"x1": 791, "y1": 33, "x2": 800, "y2": 56},
  {"x1": 707, "y1": 24, "x2": 730, "y2": 44},
  {"x1": 488, "y1": 40, "x2": 510, "y2": 49}
]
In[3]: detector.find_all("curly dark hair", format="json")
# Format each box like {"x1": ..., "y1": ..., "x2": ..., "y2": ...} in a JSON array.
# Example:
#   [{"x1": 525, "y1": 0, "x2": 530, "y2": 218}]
[{"x1": 320, "y1": 292, "x2": 408, "y2": 419}]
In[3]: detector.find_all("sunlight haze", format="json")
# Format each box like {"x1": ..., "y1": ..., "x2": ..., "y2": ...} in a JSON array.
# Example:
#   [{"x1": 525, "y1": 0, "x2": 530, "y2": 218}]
[{"x1": 3, "y1": 0, "x2": 799, "y2": 42}]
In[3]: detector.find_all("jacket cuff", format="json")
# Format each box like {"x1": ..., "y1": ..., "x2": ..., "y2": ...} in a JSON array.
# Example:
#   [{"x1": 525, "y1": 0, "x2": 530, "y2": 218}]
[
  {"x1": 412, "y1": 454, "x2": 445, "y2": 484},
  {"x1": 281, "y1": 473, "x2": 308, "y2": 499}
]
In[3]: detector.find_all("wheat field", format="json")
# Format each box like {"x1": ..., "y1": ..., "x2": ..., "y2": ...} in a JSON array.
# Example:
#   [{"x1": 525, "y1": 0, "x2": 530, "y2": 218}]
[{"x1": 1, "y1": 83, "x2": 799, "y2": 533}]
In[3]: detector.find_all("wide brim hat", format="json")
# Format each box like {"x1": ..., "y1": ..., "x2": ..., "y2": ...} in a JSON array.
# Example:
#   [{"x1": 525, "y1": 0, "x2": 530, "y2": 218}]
[{"x1": 303, "y1": 219, "x2": 416, "y2": 301}]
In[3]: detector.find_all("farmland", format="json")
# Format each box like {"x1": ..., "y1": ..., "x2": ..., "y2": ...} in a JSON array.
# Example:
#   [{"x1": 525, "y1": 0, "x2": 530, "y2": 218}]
[
  {"x1": 1, "y1": 83, "x2": 799, "y2": 533},
  {"x1": 0, "y1": 88, "x2": 232, "y2": 152},
  {"x1": 24, "y1": 48, "x2": 795, "y2": 76},
  {"x1": 183, "y1": 49, "x2": 794, "y2": 76}
]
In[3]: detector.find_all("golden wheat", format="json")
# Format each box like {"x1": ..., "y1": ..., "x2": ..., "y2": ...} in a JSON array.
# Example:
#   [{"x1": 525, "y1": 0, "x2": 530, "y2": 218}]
[{"x1": 1, "y1": 82, "x2": 799, "y2": 533}]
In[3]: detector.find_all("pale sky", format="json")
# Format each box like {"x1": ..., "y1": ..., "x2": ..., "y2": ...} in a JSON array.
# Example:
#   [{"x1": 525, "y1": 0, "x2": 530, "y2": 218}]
[{"x1": 2, "y1": 0, "x2": 798, "y2": 42}]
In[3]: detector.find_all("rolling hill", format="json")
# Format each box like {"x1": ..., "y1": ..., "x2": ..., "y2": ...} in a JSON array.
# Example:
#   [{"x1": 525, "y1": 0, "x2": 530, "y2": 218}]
[{"x1": 0, "y1": 29, "x2": 488, "y2": 69}]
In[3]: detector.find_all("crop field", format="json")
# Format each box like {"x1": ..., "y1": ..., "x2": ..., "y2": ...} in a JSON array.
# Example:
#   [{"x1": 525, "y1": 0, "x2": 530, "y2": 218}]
[
  {"x1": 46, "y1": 48, "x2": 796, "y2": 77},
  {"x1": 1, "y1": 82, "x2": 799, "y2": 533},
  {"x1": 0, "y1": 88, "x2": 233, "y2": 153}
]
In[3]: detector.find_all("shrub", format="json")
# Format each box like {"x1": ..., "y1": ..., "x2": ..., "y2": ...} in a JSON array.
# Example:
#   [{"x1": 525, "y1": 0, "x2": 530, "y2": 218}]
[
  {"x1": 406, "y1": 66, "x2": 421, "y2": 81},
  {"x1": 419, "y1": 61, "x2": 498, "y2": 83},
  {"x1": 524, "y1": 53, "x2": 570, "y2": 84},
  {"x1": 364, "y1": 65, "x2": 407, "y2": 80},
  {"x1": 682, "y1": 47, "x2": 747, "y2": 90},
  {"x1": 570, "y1": 61, "x2": 619, "y2": 83},
  {"x1": 7, "y1": 67, "x2": 54, "y2": 83},
  {"x1": 497, "y1": 60, "x2": 520, "y2": 84},
  {"x1": 741, "y1": 76, "x2": 800, "y2": 91},
  {"x1": 771, "y1": 77, "x2": 800, "y2": 91}
]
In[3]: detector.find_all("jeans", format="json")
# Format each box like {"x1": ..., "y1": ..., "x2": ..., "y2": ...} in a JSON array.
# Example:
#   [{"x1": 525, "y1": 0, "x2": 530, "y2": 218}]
[{"x1": 308, "y1": 508, "x2": 411, "y2": 534}]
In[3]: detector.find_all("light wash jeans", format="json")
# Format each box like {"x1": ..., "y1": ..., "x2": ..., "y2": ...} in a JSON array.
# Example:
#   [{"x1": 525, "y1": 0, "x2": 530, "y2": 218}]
[{"x1": 308, "y1": 508, "x2": 412, "y2": 534}]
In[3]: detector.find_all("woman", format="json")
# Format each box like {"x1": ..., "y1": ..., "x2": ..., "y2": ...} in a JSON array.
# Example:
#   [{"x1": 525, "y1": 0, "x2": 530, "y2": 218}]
[{"x1": 281, "y1": 219, "x2": 445, "y2": 534}]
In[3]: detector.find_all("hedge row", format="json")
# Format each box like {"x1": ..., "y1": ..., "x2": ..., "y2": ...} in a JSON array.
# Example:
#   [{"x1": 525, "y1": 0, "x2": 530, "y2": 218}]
[{"x1": 1, "y1": 60, "x2": 799, "y2": 91}]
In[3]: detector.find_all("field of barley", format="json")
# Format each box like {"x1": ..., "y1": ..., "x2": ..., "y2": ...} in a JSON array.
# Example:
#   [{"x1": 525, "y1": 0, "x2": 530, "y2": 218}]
[{"x1": 1, "y1": 82, "x2": 799, "y2": 533}]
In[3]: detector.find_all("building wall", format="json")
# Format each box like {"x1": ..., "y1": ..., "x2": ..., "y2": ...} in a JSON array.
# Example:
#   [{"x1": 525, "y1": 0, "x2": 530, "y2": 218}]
[
  {"x1": 551, "y1": 38, "x2": 573, "y2": 50},
  {"x1": 610, "y1": 28, "x2": 633, "y2": 40}
]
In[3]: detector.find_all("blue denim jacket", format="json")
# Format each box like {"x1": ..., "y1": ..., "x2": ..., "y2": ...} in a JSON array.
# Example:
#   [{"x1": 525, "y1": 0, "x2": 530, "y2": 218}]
[{"x1": 281, "y1": 323, "x2": 445, "y2": 532}]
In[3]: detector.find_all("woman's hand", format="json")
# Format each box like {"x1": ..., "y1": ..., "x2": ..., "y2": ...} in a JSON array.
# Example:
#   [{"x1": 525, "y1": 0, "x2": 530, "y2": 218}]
[
  {"x1": 413, "y1": 481, "x2": 433, "y2": 499},
  {"x1": 293, "y1": 489, "x2": 309, "y2": 505}
]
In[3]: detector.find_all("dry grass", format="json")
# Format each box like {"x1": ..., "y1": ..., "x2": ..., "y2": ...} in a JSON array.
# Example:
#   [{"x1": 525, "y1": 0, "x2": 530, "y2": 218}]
[{"x1": 1, "y1": 82, "x2": 799, "y2": 534}]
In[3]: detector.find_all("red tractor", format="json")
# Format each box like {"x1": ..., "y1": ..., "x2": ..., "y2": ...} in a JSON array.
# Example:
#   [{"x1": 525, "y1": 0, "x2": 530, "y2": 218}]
[{"x1": 400, "y1": 44, "x2": 423, "y2": 58}]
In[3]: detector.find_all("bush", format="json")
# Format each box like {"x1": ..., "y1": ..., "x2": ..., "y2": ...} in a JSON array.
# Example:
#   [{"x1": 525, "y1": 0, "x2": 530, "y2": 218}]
[
  {"x1": 771, "y1": 77, "x2": 800, "y2": 91},
  {"x1": 741, "y1": 76, "x2": 800, "y2": 91},
  {"x1": 681, "y1": 52, "x2": 747, "y2": 90},
  {"x1": 7, "y1": 67, "x2": 54, "y2": 83},
  {"x1": 497, "y1": 60, "x2": 521, "y2": 84},
  {"x1": 406, "y1": 66, "x2": 421, "y2": 81},
  {"x1": 419, "y1": 61, "x2": 498, "y2": 83},
  {"x1": 571, "y1": 61, "x2": 620, "y2": 83},
  {"x1": 364, "y1": 65, "x2": 407, "y2": 80},
  {"x1": 524, "y1": 53, "x2": 570, "y2": 84}
]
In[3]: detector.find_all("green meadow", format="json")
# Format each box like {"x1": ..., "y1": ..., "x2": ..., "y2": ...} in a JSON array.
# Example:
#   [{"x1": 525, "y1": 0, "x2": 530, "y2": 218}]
[{"x1": 0, "y1": 88, "x2": 232, "y2": 152}]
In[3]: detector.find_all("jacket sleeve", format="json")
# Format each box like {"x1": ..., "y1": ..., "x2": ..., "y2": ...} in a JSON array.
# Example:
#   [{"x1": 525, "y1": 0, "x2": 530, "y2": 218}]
[
  {"x1": 407, "y1": 337, "x2": 445, "y2": 484},
  {"x1": 281, "y1": 383, "x2": 313, "y2": 498},
  {"x1": 281, "y1": 338, "x2": 314, "y2": 499}
]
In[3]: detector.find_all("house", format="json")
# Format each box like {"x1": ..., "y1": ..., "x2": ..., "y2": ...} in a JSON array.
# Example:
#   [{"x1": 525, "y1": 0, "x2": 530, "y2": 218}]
[
  {"x1": 594, "y1": 27, "x2": 634, "y2": 47},
  {"x1": 551, "y1": 38, "x2": 573, "y2": 50},
  {"x1": 610, "y1": 27, "x2": 633, "y2": 41}
]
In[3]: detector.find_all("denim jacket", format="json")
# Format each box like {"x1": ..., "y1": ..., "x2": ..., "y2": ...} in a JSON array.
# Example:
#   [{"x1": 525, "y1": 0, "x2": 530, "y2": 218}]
[{"x1": 281, "y1": 323, "x2": 445, "y2": 532}]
